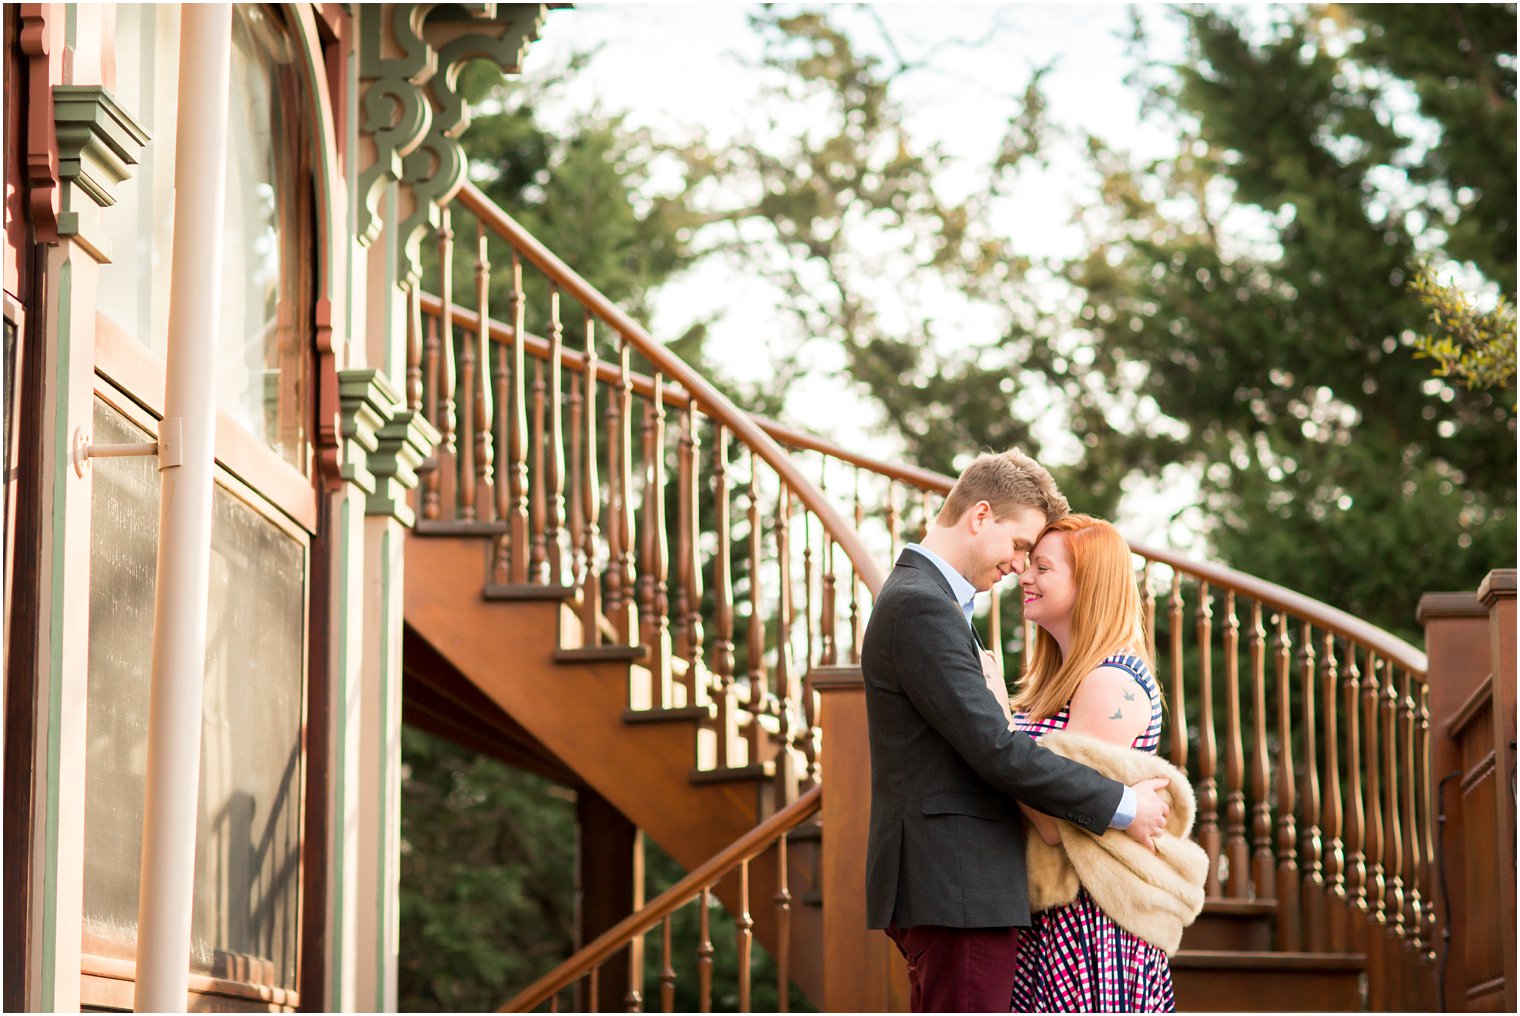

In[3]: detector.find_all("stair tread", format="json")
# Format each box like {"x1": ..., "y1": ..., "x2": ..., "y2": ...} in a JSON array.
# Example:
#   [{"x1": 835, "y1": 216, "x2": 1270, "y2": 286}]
[
  {"x1": 483, "y1": 582, "x2": 576, "y2": 601},
  {"x1": 623, "y1": 704, "x2": 716, "y2": 724},
  {"x1": 555, "y1": 644, "x2": 647, "y2": 664},
  {"x1": 1172, "y1": 949, "x2": 1364, "y2": 970},
  {"x1": 689, "y1": 761, "x2": 776, "y2": 784},
  {"x1": 1199, "y1": 898, "x2": 1278, "y2": 916}
]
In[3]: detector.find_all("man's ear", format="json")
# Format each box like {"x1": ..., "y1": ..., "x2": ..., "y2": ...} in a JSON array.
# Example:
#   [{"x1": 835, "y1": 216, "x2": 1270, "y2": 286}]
[{"x1": 970, "y1": 500, "x2": 993, "y2": 531}]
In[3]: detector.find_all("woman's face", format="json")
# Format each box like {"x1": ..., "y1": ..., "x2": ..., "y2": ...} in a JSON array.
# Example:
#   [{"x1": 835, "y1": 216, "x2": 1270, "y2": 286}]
[{"x1": 1019, "y1": 530, "x2": 1076, "y2": 629}]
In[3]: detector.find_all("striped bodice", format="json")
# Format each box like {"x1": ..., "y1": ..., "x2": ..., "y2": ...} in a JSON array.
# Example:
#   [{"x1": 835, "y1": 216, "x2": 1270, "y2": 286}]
[{"x1": 1012, "y1": 652, "x2": 1163, "y2": 753}]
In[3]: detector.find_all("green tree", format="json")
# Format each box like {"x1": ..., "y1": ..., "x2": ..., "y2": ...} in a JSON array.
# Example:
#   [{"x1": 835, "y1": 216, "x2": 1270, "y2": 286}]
[
  {"x1": 398, "y1": 727, "x2": 577, "y2": 1011},
  {"x1": 672, "y1": 7, "x2": 1052, "y2": 473},
  {"x1": 1058, "y1": 4, "x2": 1515, "y2": 638}
]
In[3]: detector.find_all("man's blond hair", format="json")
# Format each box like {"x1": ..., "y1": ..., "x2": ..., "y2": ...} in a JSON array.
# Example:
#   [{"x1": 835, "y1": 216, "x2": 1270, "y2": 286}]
[{"x1": 936, "y1": 449, "x2": 1070, "y2": 527}]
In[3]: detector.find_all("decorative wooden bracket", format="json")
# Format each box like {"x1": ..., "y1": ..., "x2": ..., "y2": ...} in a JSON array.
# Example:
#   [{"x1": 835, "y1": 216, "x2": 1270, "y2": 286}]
[
  {"x1": 20, "y1": 3, "x2": 65, "y2": 244},
  {"x1": 356, "y1": 3, "x2": 549, "y2": 284},
  {"x1": 336, "y1": 367, "x2": 439, "y2": 526}
]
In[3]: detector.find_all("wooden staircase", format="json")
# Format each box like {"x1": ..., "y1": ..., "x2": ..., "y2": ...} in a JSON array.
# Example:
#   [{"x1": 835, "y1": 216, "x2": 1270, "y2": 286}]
[
  {"x1": 1174, "y1": 902, "x2": 1364, "y2": 1011},
  {"x1": 392, "y1": 179, "x2": 1442, "y2": 1011},
  {"x1": 403, "y1": 530, "x2": 827, "y2": 1005}
]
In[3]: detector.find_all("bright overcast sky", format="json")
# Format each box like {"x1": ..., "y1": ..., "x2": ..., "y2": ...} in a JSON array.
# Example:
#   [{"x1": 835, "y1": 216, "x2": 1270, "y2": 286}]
[{"x1": 517, "y1": 3, "x2": 1204, "y2": 546}]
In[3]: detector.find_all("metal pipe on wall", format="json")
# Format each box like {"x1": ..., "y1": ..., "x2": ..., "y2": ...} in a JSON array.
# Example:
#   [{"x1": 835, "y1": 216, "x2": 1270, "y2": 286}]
[{"x1": 133, "y1": 4, "x2": 232, "y2": 1010}]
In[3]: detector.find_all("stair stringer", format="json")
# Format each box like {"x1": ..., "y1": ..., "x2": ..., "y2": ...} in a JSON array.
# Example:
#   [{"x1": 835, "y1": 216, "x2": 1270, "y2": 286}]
[{"x1": 404, "y1": 534, "x2": 824, "y2": 1005}]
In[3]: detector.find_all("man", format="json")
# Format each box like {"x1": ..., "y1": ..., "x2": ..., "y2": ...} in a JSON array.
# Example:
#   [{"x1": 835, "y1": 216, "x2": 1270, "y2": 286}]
[{"x1": 861, "y1": 449, "x2": 1170, "y2": 1013}]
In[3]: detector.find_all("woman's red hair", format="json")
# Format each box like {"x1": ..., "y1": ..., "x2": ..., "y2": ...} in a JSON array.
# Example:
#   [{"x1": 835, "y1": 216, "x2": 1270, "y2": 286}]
[{"x1": 1011, "y1": 514, "x2": 1154, "y2": 721}]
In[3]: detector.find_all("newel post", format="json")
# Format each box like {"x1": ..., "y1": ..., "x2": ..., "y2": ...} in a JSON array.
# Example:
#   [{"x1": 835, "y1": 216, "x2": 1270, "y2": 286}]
[
  {"x1": 1417, "y1": 568, "x2": 1516, "y2": 1013},
  {"x1": 1478, "y1": 570, "x2": 1516, "y2": 1015},
  {"x1": 813, "y1": 666, "x2": 909, "y2": 1013}
]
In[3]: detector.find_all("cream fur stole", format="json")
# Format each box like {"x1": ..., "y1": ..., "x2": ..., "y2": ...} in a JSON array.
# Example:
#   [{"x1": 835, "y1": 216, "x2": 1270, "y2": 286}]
[{"x1": 1024, "y1": 730, "x2": 1209, "y2": 955}]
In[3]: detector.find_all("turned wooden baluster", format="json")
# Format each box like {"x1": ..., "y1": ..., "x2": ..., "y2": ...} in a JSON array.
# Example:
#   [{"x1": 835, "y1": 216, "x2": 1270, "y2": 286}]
[
  {"x1": 1298, "y1": 625, "x2": 1326, "y2": 950},
  {"x1": 528, "y1": 357, "x2": 547, "y2": 582},
  {"x1": 711, "y1": 426, "x2": 739, "y2": 767},
  {"x1": 920, "y1": 489, "x2": 935, "y2": 542},
  {"x1": 676, "y1": 408, "x2": 705, "y2": 683},
  {"x1": 419, "y1": 313, "x2": 444, "y2": 517},
  {"x1": 801, "y1": 483, "x2": 815, "y2": 672},
  {"x1": 1320, "y1": 633, "x2": 1347, "y2": 950},
  {"x1": 404, "y1": 287, "x2": 422, "y2": 419},
  {"x1": 1139, "y1": 562, "x2": 1156, "y2": 663},
  {"x1": 1362, "y1": 652, "x2": 1387, "y2": 984},
  {"x1": 454, "y1": 236, "x2": 480, "y2": 522},
  {"x1": 849, "y1": 469, "x2": 864, "y2": 662},
  {"x1": 578, "y1": 317, "x2": 603, "y2": 639},
  {"x1": 696, "y1": 887, "x2": 713, "y2": 1014},
  {"x1": 1342, "y1": 647, "x2": 1368, "y2": 931},
  {"x1": 820, "y1": 519, "x2": 838, "y2": 668},
  {"x1": 639, "y1": 375, "x2": 672, "y2": 705},
  {"x1": 774, "y1": 485, "x2": 798, "y2": 797},
  {"x1": 604, "y1": 339, "x2": 638, "y2": 642},
  {"x1": 747, "y1": 454, "x2": 770, "y2": 734},
  {"x1": 424, "y1": 208, "x2": 455, "y2": 521},
  {"x1": 587, "y1": 967, "x2": 599, "y2": 1013},
  {"x1": 1400, "y1": 670, "x2": 1424, "y2": 957},
  {"x1": 885, "y1": 480, "x2": 900, "y2": 561},
  {"x1": 567, "y1": 371, "x2": 586, "y2": 606},
  {"x1": 475, "y1": 223, "x2": 496, "y2": 519},
  {"x1": 1382, "y1": 657, "x2": 1405, "y2": 950},
  {"x1": 1167, "y1": 573, "x2": 1188, "y2": 773},
  {"x1": 1222, "y1": 592, "x2": 1248, "y2": 898},
  {"x1": 1417, "y1": 682, "x2": 1436, "y2": 960},
  {"x1": 736, "y1": 860, "x2": 754, "y2": 1012},
  {"x1": 505, "y1": 250, "x2": 530, "y2": 582},
  {"x1": 1273, "y1": 614, "x2": 1301, "y2": 950},
  {"x1": 775, "y1": 837, "x2": 792, "y2": 1013},
  {"x1": 659, "y1": 915, "x2": 676, "y2": 1013},
  {"x1": 1196, "y1": 582, "x2": 1221, "y2": 896},
  {"x1": 1361, "y1": 650, "x2": 1386, "y2": 936},
  {"x1": 1248, "y1": 601, "x2": 1274, "y2": 900},
  {"x1": 544, "y1": 287, "x2": 567, "y2": 586},
  {"x1": 672, "y1": 406, "x2": 693, "y2": 664}
]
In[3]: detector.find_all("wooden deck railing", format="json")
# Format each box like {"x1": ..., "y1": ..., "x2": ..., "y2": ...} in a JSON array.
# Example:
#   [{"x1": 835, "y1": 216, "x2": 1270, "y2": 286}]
[
  {"x1": 412, "y1": 182, "x2": 884, "y2": 795},
  {"x1": 413, "y1": 180, "x2": 1436, "y2": 1009},
  {"x1": 499, "y1": 787, "x2": 823, "y2": 1013},
  {"x1": 740, "y1": 444, "x2": 1436, "y2": 1007}
]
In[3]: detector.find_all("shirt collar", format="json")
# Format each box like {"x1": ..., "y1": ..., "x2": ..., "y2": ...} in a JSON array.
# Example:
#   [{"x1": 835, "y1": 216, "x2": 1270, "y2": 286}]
[{"x1": 904, "y1": 543, "x2": 977, "y2": 626}]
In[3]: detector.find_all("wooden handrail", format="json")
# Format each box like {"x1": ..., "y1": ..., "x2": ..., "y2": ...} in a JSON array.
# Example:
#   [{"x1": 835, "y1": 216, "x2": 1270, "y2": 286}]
[
  {"x1": 499, "y1": 786, "x2": 823, "y2": 1013},
  {"x1": 711, "y1": 433, "x2": 1430, "y2": 678},
  {"x1": 425, "y1": 270, "x2": 1427, "y2": 677},
  {"x1": 455, "y1": 182, "x2": 886, "y2": 597}
]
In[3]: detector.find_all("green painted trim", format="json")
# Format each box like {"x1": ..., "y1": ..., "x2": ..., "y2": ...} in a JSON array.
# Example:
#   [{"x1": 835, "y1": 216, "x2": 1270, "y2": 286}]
[
  {"x1": 376, "y1": 525, "x2": 393, "y2": 1007},
  {"x1": 383, "y1": 184, "x2": 398, "y2": 381},
  {"x1": 330, "y1": 495, "x2": 353, "y2": 1008},
  {"x1": 53, "y1": 85, "x2": 150, "y2": 213},
  {"x1": 39, "y1": 259, "x2": 74, "y2": 1012}
]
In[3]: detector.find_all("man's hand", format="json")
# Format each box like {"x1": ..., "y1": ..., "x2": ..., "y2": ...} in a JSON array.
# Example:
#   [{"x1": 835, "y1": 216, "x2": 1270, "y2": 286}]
[{"x1": 1122, "y1": 777, "x2": 1170, "y2": 850}]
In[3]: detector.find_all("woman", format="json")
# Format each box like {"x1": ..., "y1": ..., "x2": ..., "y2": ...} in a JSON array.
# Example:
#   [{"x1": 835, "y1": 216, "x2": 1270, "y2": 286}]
[{"x1": 1008, "y1": 514, "x2": 1177, "y2": 1013}]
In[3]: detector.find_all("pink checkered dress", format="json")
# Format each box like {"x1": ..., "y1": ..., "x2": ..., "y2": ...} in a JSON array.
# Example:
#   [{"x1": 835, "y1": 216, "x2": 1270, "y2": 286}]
[{"x1": 1009, "y1": 653, "x2": 1176, "y2": 1013}]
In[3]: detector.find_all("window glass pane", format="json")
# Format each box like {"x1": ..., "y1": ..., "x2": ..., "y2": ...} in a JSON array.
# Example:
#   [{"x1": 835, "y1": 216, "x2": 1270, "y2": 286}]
[
  {"x1": 222, "y1": 4, "x2": 310, "y2": 470},
  {"x1": 83, "y1": 397, "x2": 307, "y2": 989},
  {"x1": 99, "y1": 4, "x2": 311, "y2": 473},
  {"x1": 96, "y1": 3, "x2": 180, "y2": 357}
]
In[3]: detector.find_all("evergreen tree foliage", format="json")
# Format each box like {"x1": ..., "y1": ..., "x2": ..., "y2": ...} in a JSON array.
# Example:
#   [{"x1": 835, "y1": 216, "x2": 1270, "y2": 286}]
[{"x1": 1064, "y1": 4, "x2": 1515, "y2": 638}]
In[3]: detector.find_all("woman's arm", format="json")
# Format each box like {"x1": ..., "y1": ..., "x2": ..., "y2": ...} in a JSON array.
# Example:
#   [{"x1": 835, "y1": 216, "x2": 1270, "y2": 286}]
[
  {"x1": 1019, "y1": 802, "x2": 1062, "y2": 846},
  {"x1": 1063, "y1": 665, "x2": 1151, "y2": 748}
]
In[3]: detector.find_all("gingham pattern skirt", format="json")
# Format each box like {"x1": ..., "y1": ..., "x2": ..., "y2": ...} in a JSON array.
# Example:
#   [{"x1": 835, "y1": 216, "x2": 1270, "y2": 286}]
[{"x1": 1009, "y1": 654, "x2": 1176, "y2": 1012}]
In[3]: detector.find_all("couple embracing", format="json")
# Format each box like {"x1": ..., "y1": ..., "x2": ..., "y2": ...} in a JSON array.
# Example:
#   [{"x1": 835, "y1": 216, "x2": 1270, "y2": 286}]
[{"x1": 862, "y1": 450, "x2": 1208, "y2": 1013}]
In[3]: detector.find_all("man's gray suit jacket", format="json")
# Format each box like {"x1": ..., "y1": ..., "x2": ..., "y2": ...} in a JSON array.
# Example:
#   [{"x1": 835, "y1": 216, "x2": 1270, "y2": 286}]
[{"x1": 861, "y1": 550, "x2": 1125, "y2": 930}]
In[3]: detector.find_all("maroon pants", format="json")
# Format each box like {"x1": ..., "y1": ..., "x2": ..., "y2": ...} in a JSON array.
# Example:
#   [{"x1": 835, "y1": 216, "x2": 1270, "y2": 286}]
[{"x1": 885, "y1": 922, "x2": 1022, "y2": 1013}]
